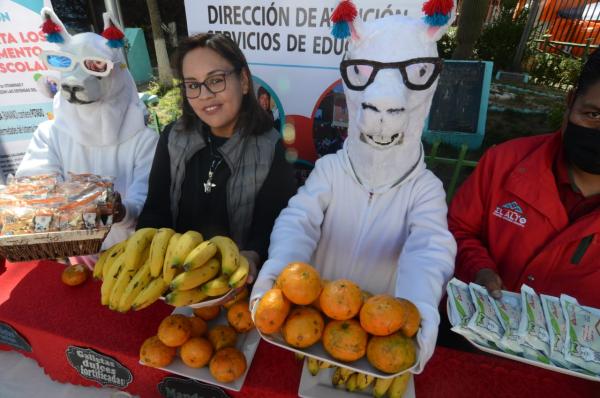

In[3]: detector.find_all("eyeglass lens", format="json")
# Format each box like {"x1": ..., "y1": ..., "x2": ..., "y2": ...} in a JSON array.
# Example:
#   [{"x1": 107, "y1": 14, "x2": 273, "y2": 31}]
[
  {"x1": 47, "y1": 54, "x2": 72, "y2": 69},
  {"x1": 184, "y1": 74, "x2": 227, "y2": 98},
  {"x1": 83, "y1": 59, "x2": 109, "y2": 73}
]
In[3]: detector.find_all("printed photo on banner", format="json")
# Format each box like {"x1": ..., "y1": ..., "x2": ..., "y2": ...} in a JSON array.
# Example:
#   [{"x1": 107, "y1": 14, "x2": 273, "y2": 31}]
[{"x1": 312, "y1": 80, "x2": 348, "y2": 158}]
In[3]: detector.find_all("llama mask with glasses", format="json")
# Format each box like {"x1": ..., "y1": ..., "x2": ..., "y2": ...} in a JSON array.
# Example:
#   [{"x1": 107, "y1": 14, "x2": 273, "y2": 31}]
[
  {"x1": 334, "y1": 0, "x2": 455, "y2": 189},
  {"x1": 35, "y1": 7, "x2": 147, "y2": 147}
]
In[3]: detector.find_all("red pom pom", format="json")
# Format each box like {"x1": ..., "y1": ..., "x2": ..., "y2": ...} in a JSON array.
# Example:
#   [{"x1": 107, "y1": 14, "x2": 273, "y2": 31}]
[
  {"x1": 422, "y1": 0, "x2": 454, "y2": 16},
  {"x1": 41, "y1": 18, "x2": 61, "y2": 34},
  {"x1": 102, "y1": 25, "x2": 124, "y2": 41},
  {"x1": 331, "y1": 0, "x2": 357, "y2": 23}
]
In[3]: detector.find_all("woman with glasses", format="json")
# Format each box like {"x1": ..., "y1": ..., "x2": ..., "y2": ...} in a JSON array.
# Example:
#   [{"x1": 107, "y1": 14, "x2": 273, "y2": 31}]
[{"x1": 137, "y1": 33, "x2": 297, "y2": 279}]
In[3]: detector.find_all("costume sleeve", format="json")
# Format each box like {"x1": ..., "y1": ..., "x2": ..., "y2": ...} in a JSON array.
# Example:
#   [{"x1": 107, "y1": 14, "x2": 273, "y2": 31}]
[
  {"x1": 136, "y1": 126, "x2": 174, "y2": 229},
  {"x1": 15, "y1": 122, "x2": 63, "y2": 177},
  {"x1": 250, "y1": 156, "x2": 333, "y2": 304},
  {"x1": 244, "y1": 141, "x2": 297, "y2": 263},
  {"x1": 394, "y1": 174, "x2": 457, "y2": 373},
  {"x1": 119, "y1": 127, "x2": 159, "y2": 228},
  {"x1": 448, "y1": 149, "x2": 498, "y2": 282}
]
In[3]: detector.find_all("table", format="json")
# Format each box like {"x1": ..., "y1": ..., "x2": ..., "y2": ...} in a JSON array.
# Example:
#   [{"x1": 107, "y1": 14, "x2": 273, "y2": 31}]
[{"x1": 0, "y1": 259, "x2": 597, "y2": 398}]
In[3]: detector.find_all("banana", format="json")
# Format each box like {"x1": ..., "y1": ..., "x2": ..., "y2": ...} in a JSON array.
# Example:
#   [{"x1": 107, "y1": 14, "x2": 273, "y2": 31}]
[
  {"x1": 346, "y1": 373, "x2": 358, "y2": 392},
  {"x1": 162, "y1": 233, "x2": 181, "y2": 283},
  {"x1": 319, "y1": 360, "x2": 333, "y2": 369},
  {"x1": 131, "y1": 277, "x2": 169, "y2": 311},
  {"x1": 307, "y1": 357, "x2": 321, "y2": 376},
  {"x1": 209, "y1": 235, "x2": 240, "y2": 276},
  {"x1": 123, "y1": 228, "x2": 156, "y2": 274},
  {"x1": 228, "y1": 254, "x2": 249, "y2": 288},
  {"x1": 164, "y1": 287, "x2": 209, "y2": 307},
  {"x1": 222, "y1": 286, "x2": 249, "y2": 309},
  {"x1": 200, "y1": 274, "x2": 230, "y2": 296},
  {"x1": 356, "y1": 372, "x2": 375, "y2": 391},
  {"x1": 148, "y1": 228, "x2": 175, "y2": 277},
  {"x1": 101, "y1": 253, "x2": 125, "y2": 306},
  {"x1": 182, "y1": 240, "x2": 218, "y2": 271},
  {"x1": 331, "y1": 367, "x2": 344, "y2": 387},
  {"x1": 373, "y1": 377, "x2": 394, "y2": 398},
  {"x1": 337, "y1": 367, "x2": 354, "y2": 384},
  {"x1": 170, "y1": 258, "x2": 220, "y2": 291},
  {"x1": 170, "y1": 230, "x2": 204, "y2": 269},
  {"x1": 387, "y1": 373, "x2": 411, "y2": 398},
  {"x1": 294, "y1": 353, "x2": 305, "y2": 361},
  {"x1": 109, "y1": 246, "x2": 150, "y2": 310},
  {"x1": 117, "y1": 260, "x2": 152, "y2": 312},
  {"x1": 101, "y1": 240, "x2": 127, "y2": 280},
  {"x1": 94, "y1": 240, "x2": 126, "y2": 280}
]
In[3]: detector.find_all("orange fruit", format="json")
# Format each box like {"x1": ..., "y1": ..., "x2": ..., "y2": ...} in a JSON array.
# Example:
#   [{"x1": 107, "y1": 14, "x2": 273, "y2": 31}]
[
  {"x1": 208, "y1": 325, "x2": 238, "y2": 351},
  {"x1": 322, "y1": 319, "x2": 367, "y2": 362},
  {"x1": 278, "y1": 262, "x2": 322, "y2": 305},
  {"x1": 227, "y1": 300, "x2": 254, "y2": 333},
  {"x1": 397, "y1": 298, "x2": 421, "y2": 338},
  {"x1": 209, "y1": 347, "x2": 247, "y2": 383},
  {"x1": 367, "y1": 332, "x2": 416, "y2": 373},
  {"x1": 61, "y1": 264, "x2": 89, "y2": 286},
  {"x1": 319, "y1": 279, "x2": 363, "y2": 320},
  {"x1": 193, "y1": 305, "x2": 221, "y2": 321},
  {"x1": 189, "y1": 316, "x2": 208, "y2": 338},
  {"x1": 157, "y1": 314, "x2": 192, "y2": 347},
  {"x1": 255, "y1": 288, "x2": 291, "y2": 334},
  {"x1": 139, "y1": 335, "x2": 176, "y2": 368},
  {"x1": 180, "y1": 337, "x2": 214, "y2": 368},
  {"x1": 359, "y1": 294, "x2": 406, "y2": 336},
  {"x1": 281, "y1": 306, "x2": 325, "y2": 348}
]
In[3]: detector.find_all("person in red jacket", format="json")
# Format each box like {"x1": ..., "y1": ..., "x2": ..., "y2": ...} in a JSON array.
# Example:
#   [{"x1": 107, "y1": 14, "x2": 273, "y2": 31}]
[{"x1": 449, "y1": 48, "x2": 600, "y2": 308}]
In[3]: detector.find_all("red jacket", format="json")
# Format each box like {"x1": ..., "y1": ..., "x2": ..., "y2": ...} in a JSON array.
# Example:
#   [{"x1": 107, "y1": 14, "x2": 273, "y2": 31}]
[{"x1": 449, "y1": 132, "x2": 600, "y2": 307}]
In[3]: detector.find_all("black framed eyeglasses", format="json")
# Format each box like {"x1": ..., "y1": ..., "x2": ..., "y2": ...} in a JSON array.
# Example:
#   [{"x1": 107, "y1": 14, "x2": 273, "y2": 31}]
[
  {"x1": 182, "y1": 69, "x2": 239, "y2": 99},
  {"x1": 340, "y1": 57, "x2": 443, "y2": 91}
]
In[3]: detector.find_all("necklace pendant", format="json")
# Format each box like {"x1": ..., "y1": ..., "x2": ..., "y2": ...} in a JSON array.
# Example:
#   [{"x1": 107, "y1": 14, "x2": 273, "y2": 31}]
[{"x1": 204, "y1": 179, "x2": 216, "y2": 193}]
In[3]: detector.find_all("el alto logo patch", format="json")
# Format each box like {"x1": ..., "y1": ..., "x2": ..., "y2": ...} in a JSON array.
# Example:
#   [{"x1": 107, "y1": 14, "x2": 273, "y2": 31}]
[{"x1": 493, "y1": 201, "x2": 528, "y2": 227}]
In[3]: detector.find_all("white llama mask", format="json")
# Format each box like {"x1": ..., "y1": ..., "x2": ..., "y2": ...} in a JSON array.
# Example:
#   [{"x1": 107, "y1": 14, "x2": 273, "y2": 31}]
[
  {"x1": 38, "y1": 8, "x2": 147, "y2": 147},
  {"x1": 334, "y1": 0, "x2": 455, "y2": 190}
]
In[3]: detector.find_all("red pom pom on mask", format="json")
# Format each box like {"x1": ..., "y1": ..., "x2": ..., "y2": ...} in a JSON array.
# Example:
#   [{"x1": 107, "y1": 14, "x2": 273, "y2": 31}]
[
  {"x1": 41, "y1": 18, "x2": 61, "y2": 34},
  {"x1": 331, "y1": 0, "x2": 357, "y2": 23},
  {"x1": 101, "y1": 25, "x2": 124, "y2": 41},
  {"x1": 422, "y1": 0, "x2": 454, "y2": 16}
]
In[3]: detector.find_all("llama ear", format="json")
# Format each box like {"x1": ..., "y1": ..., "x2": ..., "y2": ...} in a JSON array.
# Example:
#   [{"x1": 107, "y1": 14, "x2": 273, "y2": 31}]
[
  {"x1": 40, "y1": 7, "x2": 71, "y2": 44},
  {"x1": 101, "y1": 12, "x2": 125, "y2": 48},
  {"x1": 422, "y1": 0, "x2": 457, "y2": 42}
]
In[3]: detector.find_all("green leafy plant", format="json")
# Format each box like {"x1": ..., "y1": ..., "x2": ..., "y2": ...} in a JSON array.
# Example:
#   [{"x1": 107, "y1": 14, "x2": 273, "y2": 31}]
[
  {"x1": 438, "y1": 27, "x2": 457, "y2": 59},
  {"x1": 475, "y1": 5, "x2": 528, "y2": 71}
]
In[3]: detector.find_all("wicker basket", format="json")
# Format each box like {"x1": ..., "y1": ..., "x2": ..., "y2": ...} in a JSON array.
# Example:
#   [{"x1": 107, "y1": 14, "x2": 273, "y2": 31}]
[{"x1": 0, "y1": 228, "x2": 110, "y2": 262}]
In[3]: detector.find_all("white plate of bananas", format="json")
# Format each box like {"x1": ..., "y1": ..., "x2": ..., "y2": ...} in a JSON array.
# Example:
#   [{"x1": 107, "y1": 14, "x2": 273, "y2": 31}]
[
  {"x1": 94, "y1": 228, "x2": 250, "y2": 312},
  {"x1": 298, "y1": 356, "x2": 415, "y2": 398}
]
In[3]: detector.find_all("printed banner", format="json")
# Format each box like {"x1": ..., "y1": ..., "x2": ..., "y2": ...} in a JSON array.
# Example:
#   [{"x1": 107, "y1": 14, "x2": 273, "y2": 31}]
[
  {"x1": 184, "y1": 0, "x2": 425, "y2": 164},
  {"x1": 0, "y1": 0, "x2": 54, "y2": 183}
]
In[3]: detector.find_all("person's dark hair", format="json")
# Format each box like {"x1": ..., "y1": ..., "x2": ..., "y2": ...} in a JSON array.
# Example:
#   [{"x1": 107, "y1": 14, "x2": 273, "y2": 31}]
[
  {"x1": 575, "y1": 48, "x2": 600, "y2": 97},
  {"x1": 175, "y1": 33, "x2": 273, "y2": 135}
]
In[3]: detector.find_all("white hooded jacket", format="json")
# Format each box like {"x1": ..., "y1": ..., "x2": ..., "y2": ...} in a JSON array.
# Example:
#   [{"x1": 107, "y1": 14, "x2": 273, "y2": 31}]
[{"x1": 251, "y1": 140, "x2": 456, "y2": 372}]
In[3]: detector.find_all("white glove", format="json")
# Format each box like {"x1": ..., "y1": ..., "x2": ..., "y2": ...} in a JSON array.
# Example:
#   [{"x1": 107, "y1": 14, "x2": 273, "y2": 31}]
[{"x1": 412, "y1": 303, "x2": 441, "y2": 374}]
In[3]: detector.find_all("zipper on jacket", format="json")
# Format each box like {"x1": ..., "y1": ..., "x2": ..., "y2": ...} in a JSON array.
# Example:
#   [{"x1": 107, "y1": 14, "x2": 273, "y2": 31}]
[{"x1": 571, "y1": 234, "x2": 594, "y2": 265}]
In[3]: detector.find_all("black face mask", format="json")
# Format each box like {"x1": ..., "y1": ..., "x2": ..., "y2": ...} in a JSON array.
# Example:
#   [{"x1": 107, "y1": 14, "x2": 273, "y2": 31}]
[{"x1": 563, "y1": 121, "x2": 600, "y2": 175}]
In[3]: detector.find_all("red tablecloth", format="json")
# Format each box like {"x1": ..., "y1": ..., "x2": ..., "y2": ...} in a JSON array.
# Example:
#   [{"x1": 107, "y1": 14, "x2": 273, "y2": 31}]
[{"x1": 0, "y1": 260, "x2": 598, "y2": 398}]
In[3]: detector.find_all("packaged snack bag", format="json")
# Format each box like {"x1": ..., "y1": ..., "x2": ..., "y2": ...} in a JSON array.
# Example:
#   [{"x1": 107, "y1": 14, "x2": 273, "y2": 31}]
[
  {"x1": 518, "y1": 285, "x2": 550, "y2": 357},
  {"x1": 467, "y1": 283, "x2": 505, "y2": 344},
  {"x1": 491, "y1": 291, "x2": 523, "y2": 354},
  {"x1": 1, "y1": 207, "x2": 35, "y2": 235},
  {"x1": 446, "y1": 278, "x2": 490, "y2": 346},
  {"x1": 561, "y1": 294, "x2": 600, "y2": 375},
  {"x1": 541, "y1": 294, "x2": 579, "y2": 369}
]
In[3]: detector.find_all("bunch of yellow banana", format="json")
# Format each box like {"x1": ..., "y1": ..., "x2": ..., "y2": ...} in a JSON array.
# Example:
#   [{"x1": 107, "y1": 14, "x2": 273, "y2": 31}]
[
  {"x1": 309, "y1": 361, "x2": 410, "y2": 397},
  {"x1": 95, "y1": 230, "x2": 249, "y2": 311}
]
